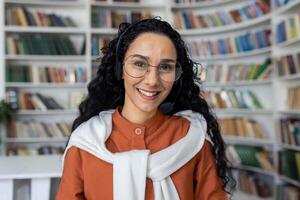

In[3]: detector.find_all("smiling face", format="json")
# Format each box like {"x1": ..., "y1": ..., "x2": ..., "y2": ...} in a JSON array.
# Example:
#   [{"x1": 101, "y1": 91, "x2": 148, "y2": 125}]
[{"x1": 121, "y1": 32, "x2": 177, "y2": 120}]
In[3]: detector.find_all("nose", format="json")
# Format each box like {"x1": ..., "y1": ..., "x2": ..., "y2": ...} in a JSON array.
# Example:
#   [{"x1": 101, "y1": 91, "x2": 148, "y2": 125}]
[{"x1": 143, "y1": 66, "x2": 160, "y2": 86}]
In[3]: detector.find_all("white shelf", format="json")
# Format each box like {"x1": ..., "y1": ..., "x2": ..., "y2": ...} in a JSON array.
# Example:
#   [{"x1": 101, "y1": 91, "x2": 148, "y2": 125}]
[
  {"x1": 5, "y1": 55, "x2": 86, "y2": 61},
  {"x1": 91, "y1": 1, "x2": 164, "y2": 9},
  {"x1": 92, "y1": 56, "x2": 101, "y2": 61},
  {"x1": 214, "y1": 108, "x2": 273, "y2": 115},
  {"x1": 277, "y1": 110, "x2": 300, "y2": 115},
  {"x1": 232, "y1": 191, "x2": 273, "y2": 200},
  {"x1": 275, "y1": 37, "x2": 300, "y2": 48},
  {"x1": 231, "y1": 165, "x2": 276, "y2": 177},
  {"x1": 281, "y1": 144, "x2": 300, "y2": 152},
  {"x1": 280, "y1": 175, "x2": 300, "y2": 187},
  {"x1": 275, "y1": 0, "x2": 300, "y2": 15},
  {"x1": 4, "y1": 26, "x2": 86, "y2": 34},
  {"x1": 17, "y1": 110, "x2": 78, "y2": 115},
  {"x1": 91, "y1": 28, "x2": 118, "y2": 35},
  {"x1": 171, "y1": 0, "x2": 236, "y2": 9},
  {"x1": 3, "y1": 137, "x2": 68, "y2": 143},
  {"x1": 0, "y1": 155, "x2": 62, "y2": 179},
  {"x1": 0, "y1": 0, "x2": 297, "y2": 197},
  {"x1": 179, "y1": 14, "x2": 271, "y2": 36},
  {"x1": 194, "y1": 47, "x2": 271, "y2": 62},
  {"x1": 203, "y1": 79, "x2": 272, "y2": 88},
  {"x1": 224, "y1": 136, "x2": 273, "y2": 146},
  {"x1": 4, "y1": 0, "x2": 85, "y2": 7},
  {"x1": 277, "y1": 73, "x2": 300, "y2": 81},
  {"x1": 5, "y1": 82, "x2": 86, "y2": 88}
]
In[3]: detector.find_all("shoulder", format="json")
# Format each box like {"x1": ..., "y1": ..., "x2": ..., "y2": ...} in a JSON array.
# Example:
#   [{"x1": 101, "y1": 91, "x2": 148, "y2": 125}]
[
  {"x1": 195, "y1": 139, "x2": 215, "y2": 164},
  {"x1": 72, "y1": 115, "x2": 102, "y2": 133},
  {"x1": 162, "y1": 114, "x2": 191, "y2": 135},
  {"x1": 168, "y1": 114, "x2": 191, "y2": 126},
  {"x1": 64, "y1": 146, "x2": 83, "y2": 163},
  {"x1": 72, "y1": 110, "x2": 114, "y2": 136}
]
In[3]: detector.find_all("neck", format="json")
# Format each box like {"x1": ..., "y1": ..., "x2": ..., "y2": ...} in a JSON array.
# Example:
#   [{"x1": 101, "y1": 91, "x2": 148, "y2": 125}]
[{"x1": 121, "y1": 106, "x2": 157, "y2": 125}]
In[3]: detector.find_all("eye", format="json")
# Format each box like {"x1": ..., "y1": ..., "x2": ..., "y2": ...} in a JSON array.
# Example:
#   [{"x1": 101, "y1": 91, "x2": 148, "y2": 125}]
[
  {"x1": 133, "y1": 61, "x2": 148, "y2": 69},
  {"x1": 159, "y1": 64, "x2": 174, "y2": 72}
]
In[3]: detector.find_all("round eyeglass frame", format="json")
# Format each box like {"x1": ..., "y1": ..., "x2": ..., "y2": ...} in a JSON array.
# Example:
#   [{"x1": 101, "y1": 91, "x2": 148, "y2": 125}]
[{"x1": 123, "y1": 58, "x2": 183, "y2": 82}]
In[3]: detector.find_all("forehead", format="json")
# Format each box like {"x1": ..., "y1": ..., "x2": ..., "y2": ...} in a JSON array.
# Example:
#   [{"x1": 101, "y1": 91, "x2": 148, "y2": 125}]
[{"x1": 124, "y1": 32, "x2": 177, "y2": 59}]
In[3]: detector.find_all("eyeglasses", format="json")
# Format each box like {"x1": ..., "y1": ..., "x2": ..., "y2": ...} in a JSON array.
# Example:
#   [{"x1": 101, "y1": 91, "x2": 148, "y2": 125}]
[{"x1": 123, "y1": 55, "x2": 183, "y2": 82}]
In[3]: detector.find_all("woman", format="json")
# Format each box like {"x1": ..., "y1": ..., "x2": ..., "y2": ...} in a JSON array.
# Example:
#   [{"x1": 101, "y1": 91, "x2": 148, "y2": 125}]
[{"x1": 56, "y1": 18, "x2": 234, "y2": 200}]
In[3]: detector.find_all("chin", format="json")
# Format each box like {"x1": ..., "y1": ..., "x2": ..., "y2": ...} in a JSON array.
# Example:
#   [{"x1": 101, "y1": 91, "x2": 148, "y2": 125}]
[{"x1": 136, "y1": 103, "x2": 159, "y2": 114}]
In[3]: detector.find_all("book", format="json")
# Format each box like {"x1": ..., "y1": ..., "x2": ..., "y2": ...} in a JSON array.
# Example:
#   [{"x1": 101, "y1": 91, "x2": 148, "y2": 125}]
[
  {"x1": 187, "y1": 29, "x2": 271, "y2": 58},
  {"x1": 5, "y1": 6, "x2": 77, "y2": 27},
  {"x1": 288, "y1": 86, "x2": 300, "y2": 109},
  {"x1": 6, "y1": 33, "x2": 82, "y2": 55},
  {"x1": 173, "y1": 1, "x2": 270, "y2": 30}
]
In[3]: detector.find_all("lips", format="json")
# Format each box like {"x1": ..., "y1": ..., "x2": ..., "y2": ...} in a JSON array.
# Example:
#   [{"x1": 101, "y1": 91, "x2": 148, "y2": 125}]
[{"x1": 137, "y1": 88, "x2": 161, "y2": 100}]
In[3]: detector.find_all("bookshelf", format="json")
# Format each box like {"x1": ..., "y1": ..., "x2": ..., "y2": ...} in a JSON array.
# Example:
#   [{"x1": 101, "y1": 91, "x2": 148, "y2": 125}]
[
  {"x1": 0, "y1": 0, "x2": 300, "y2": 199},
  {"x1": 0, "y1": 0, "x2": 166, "y2": 158},
  {"x1": 172, "y1": 0, "x2": 298, "y2": 199}
]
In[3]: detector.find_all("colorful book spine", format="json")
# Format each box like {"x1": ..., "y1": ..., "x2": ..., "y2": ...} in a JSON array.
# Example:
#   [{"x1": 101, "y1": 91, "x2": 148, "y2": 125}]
[
  {"x1": 91, "y1": 8, "x2": 153, "y2": 28},
  {"x1": 276, "y1": 12, "x2": 300, "y2": 44},
  {"x1": 173, "y1": 0, "x2": 270, "y2": 30},
  {"x1": 276, "y1": 52, "x2": 300, "y2": 76},
  {"x1": 204, "y1": 58, "x2": 272, "y2": 82},
  {"x1": 5, "y1": 6, "x2": 77, "y2": 27},
  {"x1": 186, "y1": 29, "x2": 271, "y2": 57},
  {"x1": 6, "y1": 33, "x2": 84, "y2": 55}
]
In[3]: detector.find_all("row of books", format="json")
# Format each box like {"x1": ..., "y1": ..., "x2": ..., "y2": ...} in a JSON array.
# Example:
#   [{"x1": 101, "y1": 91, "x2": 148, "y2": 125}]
[
  {"x1": 6, "y1": 121, "x2": 72, "y2": 139},
  {"x1": 6, "y1": 33, "x2": 85, "y2": 55},
  {"x1": 219, "y1": 118, "x2": 266, "y2": 139},
  {"x1": 226, "y1": 145, "x2": 274, "y2": 171},
  {"x1": 279, "y1": 150, "x2": 300, "y2": 182},
  {"x1": 5, "y1": 6, "x2": 77, "y2": 27},
  {"x1": 91, "y1": 8, "x2": 152, "y2": 28},
  {"x1": 6, "y1": 65, "x2": 32, "y2": 83},
  {"x1": 233, "y1": 170, "x2": 273, "y2": 198},
  {"x1": 173, "y1": 0, "x2": 270, "y2": 29},
  {"x1": 204, "y1": 58, "x2": 272, "y2": 82},
  {"x1": 276, "y1": 11, "x2": 300, "y2": 44},
  {"x1": 6, "y1": 65, "x2": 87, "y2": 83},
  {"x1": 204, "y1": 90, "x2": 263, "y2": 110},
  {"x1": 6, "y1": 145, "x2": 64, "y2": 156},
  {"x1": 186, "y1": 29, "x2": 271, "y2": 58},
  {"x1": 276, "y1": 52, "x2": 300, "y2": 76},
  {"x1": 91, "y1": 35, "x2": 112, "y2": 56},
  {"x1": 279, "y1": 118, "x2": 300, "y2": 146},
  {"x1": 15, "y1": 92, "x2": 64, "y2": 110},
  {"x1": 173, "y1": 0, "x2": 222, "y2": 3},
  {"x1": 274, "y1": 0, "x2": 295, "y2": 8},
  {"x1": 5, "y1": 90, "x2": 84, "y2": 110},
  {"x1": 288, "y1": 86, "x2": 300, "y2": 109},
  {"x1": 279, "y1": 184, "x2": 300, "y2": 200}
]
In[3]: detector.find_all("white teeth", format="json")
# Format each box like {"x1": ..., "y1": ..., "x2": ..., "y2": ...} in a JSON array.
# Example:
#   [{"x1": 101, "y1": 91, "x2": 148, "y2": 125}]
[{"x1": 138, "y1": 89, "x2": 158, "y2": 97}]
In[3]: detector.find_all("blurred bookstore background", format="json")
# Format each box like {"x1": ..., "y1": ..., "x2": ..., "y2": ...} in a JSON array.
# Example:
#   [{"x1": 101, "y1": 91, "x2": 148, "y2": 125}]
[{"x1": 0, "y1": 0, "x2": 300, "y2": 199}]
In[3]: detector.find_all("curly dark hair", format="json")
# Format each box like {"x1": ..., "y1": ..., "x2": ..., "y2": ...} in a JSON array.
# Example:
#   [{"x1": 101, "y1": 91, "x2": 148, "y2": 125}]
[{"x1": 72, "y1": 18, "x2": 235, "y2": 196}]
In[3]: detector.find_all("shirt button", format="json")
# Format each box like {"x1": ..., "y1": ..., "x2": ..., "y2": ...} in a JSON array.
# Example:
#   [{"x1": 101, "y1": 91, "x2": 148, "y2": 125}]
[{"x1": 135, "y1": 128, "x2": 142, "y2": 135}]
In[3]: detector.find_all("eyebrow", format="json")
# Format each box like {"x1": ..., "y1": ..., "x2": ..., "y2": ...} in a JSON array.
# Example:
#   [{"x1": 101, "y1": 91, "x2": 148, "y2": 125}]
[{"x1": 128, "y1": 54, "x2": 176, "y2": 63}]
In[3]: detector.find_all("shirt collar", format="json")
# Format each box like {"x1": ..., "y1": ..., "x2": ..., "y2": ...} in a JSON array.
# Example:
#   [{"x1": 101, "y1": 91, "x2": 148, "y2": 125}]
[{"x1": 112, "y1": 106, "x2": 165, "y2": 139}]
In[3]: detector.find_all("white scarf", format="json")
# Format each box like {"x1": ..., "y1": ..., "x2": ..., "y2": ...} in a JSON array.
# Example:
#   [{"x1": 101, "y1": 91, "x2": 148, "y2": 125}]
[{"x1": 63, "y1": 110, "x2": 208, "y2": 200}]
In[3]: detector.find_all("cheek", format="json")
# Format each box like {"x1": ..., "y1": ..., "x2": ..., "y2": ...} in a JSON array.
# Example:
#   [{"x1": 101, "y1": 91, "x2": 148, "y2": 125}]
[
  {"x1": 123, "y1": 76, "x2": 139, "y2": 92},
  {"x1": 163, "y1": 82, "x2": 174, "y2": 95}
]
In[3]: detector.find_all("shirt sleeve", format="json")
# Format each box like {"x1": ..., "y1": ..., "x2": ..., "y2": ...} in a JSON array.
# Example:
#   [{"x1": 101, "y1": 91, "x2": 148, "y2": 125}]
[
  {"x1": 194, "y1": 140, "x2": 228, "y2": 200},
  {"x1": 56, "y1": 146, "x2": 85, "y2": 200}
]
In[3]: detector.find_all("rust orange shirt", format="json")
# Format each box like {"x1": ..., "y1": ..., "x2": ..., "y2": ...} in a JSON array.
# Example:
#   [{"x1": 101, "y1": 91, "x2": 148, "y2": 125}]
[{"x1": 56, "y1": 108, "x2": 228, "y2": 200}]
